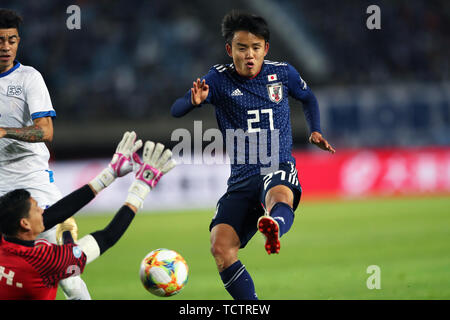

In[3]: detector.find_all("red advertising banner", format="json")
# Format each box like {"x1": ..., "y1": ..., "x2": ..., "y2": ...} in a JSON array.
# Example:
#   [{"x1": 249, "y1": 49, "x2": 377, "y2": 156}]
[{"x1": 293, "y1": 147, "x2": 450, "y2": 198}]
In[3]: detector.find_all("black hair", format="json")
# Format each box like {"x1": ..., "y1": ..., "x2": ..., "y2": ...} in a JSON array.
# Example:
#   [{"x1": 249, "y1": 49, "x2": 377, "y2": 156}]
[
  {"x1": 0, "y1": 8, "x2": 23, "y2": 31},
  {"x1": 0, "y1": 189, "x2": 31, "y2": 236},
  {"x1": 221, "y1": 10, "x2": 270, "y2": 45}
]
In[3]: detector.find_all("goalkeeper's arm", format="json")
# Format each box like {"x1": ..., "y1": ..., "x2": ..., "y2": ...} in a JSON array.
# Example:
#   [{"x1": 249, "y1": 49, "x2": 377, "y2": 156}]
[
  {"x1": 76, "y1": 203, "x2": 136, "y2": 264},
  {"x1": 76, "y1": 141, "x2": 176, "y2": 264},
  {"x1": 43, "y1": 131, "x2": 142, "y2": 231},
  {"x1": 43, "y1": 184, "x2": 95, "y2": 230}
]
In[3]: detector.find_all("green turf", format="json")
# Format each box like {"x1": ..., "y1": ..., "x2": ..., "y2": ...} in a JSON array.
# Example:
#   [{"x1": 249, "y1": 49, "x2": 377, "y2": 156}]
[{"x1": 57, "y1": 196, "x2": 450, "y2": 300}]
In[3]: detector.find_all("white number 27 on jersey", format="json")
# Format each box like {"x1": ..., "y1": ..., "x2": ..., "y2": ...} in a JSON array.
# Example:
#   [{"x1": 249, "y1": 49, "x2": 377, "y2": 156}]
[{"x1": 247, "y1": 109, "x2": 274, "y2": 133}]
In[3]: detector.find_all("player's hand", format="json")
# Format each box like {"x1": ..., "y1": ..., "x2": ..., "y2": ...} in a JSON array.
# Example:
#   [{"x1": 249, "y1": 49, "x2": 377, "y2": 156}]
[
  {"x1": 309, "y1": 132, "x2": 335, "y2": 154},
  {"x1": 191, "y1": 78, "x2": 209, "y2": 106},
  {"x1": 109, "y1": 131, "x2": 143, "y2": 177},
  {"x1": 126, "y1": 141, "x2": 176, "y2": 209}
]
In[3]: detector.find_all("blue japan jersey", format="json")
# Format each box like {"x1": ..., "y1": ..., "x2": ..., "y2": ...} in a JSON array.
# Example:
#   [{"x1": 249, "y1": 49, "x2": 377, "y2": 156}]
[
  {"x1": 171, "y1": 60, "x2": 322, "y2": 186},
  {"x1": 201, "y1": 60, "x2": 319, "y2": 185}
]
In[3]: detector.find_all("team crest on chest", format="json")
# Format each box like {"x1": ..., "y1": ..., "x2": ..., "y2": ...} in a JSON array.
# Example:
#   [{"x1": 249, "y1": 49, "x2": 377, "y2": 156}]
[
  {"x1": 266, "y1": 82, "x2": 283, "y2": 104},
  {"x1": 7, "y1": 85, "x2": 23, "y2": 96}
]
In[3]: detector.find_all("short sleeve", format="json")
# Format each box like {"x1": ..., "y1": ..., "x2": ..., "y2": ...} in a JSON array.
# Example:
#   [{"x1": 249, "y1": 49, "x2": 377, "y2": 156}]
[{"x1": 24, "y1": 70, "x2": 56, "y2": 120}]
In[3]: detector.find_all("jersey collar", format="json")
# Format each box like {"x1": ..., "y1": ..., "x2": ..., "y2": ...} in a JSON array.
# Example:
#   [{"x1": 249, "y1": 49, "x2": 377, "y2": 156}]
[
  {"x1": 3, "y1": 235, "x2": 35, "y2": 247},
  {"x1": 0, "y1": 60, "x2": 21, "y2": 78}
]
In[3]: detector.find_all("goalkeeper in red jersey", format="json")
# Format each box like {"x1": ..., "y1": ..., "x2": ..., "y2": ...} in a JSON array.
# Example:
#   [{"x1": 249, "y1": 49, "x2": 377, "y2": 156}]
[{"x1": 0, "y1": 131, "x2": 176, "y2": 299}]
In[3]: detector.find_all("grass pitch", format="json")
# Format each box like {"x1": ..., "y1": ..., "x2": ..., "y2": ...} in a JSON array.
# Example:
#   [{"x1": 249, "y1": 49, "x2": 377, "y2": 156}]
[{"x1": 57, "y1": 196, "x2": 450, "y2": 300}]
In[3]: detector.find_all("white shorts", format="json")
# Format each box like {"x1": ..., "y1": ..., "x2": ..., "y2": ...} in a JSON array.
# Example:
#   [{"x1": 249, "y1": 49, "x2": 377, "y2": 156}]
[{"x1": 26, "y1": 183, "x2": 63, "y2": 209}]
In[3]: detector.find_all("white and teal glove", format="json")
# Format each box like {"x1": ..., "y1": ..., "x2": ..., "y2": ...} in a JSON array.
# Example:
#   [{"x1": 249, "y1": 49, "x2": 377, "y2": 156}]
[
  {"x1": 90, "y1": 131, "x2": 143, "y2": 193},
  {"x1": 126, "y1": 141, "x2": 177, "y2": 209}
]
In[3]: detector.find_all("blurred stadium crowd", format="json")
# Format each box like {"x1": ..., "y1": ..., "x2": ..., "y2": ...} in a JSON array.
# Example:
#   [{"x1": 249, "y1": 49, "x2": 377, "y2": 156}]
[
  {"x1": 2, "y1": 0, "x2": 448, "y2": 157},
  {"x1": 290, "y1": 0, "x2": 448, "y2": 84}
]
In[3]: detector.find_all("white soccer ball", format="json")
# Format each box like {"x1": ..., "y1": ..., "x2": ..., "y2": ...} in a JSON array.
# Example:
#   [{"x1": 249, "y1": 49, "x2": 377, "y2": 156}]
[{"x1": 139, "y1": 248, "x2": 189, "y2": 297}]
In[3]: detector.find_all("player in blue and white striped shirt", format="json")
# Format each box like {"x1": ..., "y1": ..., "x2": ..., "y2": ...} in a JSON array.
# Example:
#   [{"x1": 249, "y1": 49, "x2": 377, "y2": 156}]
[{"x1": 171, "y1": 10, "x2": 335, "y2": 300}]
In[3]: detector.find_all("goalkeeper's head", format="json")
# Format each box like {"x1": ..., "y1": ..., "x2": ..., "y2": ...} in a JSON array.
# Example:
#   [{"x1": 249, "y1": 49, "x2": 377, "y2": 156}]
[{"x1": 0, "y1": 189, "x2": 45, "y2": 239}]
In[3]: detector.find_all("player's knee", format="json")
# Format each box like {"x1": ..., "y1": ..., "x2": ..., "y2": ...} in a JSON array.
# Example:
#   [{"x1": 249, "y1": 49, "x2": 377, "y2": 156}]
[
  {"x1": 210, "y1": 241, "x2": 233, "y2": 259},
  {"x1": 210, "y1": 241, "x2": 238, "y2": 269}
]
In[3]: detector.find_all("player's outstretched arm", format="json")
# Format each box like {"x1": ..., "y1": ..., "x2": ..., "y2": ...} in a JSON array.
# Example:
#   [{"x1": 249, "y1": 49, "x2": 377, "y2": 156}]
[
  {"x1": 170, "y1": 78, "x2": 210, "y2": 117},
  {"x1": 309, "y1": 131, "x2": 336, "y2": 154},
  {"x1": 286, "y1": 63, "x2": 335, "y2": 154},
  {"x1": 43, "y1": 131, "x2": 142, "y2": 230},
  {"x1": 170, "y1": 91, "x2": 196, "y2": 118},
  {"x1": 77, "y1": 141, "x2": 176, "y2": 264},
  {"x1": 0, "y1": 117, "x2": 53, "y2": 143}
]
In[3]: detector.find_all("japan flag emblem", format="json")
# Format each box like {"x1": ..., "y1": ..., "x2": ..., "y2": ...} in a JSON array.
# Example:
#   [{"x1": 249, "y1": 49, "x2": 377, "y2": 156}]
[
  {"x1": 267, "y1": 82, "x2": 283, "y2": 103},
  {"x1": 267, "y1": 74, "x2": 277, "y2": 82}
]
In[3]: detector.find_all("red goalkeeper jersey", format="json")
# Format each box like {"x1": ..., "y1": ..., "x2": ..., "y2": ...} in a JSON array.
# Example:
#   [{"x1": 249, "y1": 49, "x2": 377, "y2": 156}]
[{"x1": 0, "y1": 236, "x2": 87, "y2": 300}]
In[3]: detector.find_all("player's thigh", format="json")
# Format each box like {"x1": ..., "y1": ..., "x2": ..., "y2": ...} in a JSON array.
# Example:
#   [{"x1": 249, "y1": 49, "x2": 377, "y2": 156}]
[
  {"x1": 210, "y1": 190, "x2": 260, "y2": 249},
  {"x1": 260, "y1": 162, "x2": 302, "y2": 211}
]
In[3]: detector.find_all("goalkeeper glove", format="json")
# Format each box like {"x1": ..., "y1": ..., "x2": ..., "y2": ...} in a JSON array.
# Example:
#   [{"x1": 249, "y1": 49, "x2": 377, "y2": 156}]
[
  {"x1": 126, "y1": 141, "x2": 176, "y2": 209},
  {"x1": 55, "y1": 217, "x2": 78, "y2": 245},
  {"x1": 90, "y1": 131, "x2": 143, "y2": 193}
]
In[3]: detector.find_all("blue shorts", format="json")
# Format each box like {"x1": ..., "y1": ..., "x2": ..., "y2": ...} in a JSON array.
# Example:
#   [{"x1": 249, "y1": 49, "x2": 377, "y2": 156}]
[{"x1": 209, "y1": 162, "x2": 302, "y2": 248}]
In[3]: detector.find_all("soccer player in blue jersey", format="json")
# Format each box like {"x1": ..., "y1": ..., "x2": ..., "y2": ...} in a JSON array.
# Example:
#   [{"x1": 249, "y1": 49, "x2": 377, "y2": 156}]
[{"x1": 171, "y1": 10, "x2": 335, "y2": 300}]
